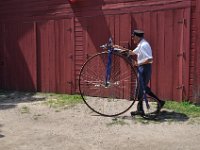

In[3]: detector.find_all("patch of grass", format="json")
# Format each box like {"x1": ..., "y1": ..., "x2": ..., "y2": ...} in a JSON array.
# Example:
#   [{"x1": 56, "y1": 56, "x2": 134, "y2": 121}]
[
  {"x1": 106, "y1": 118, "x2": 129, "y2": 126},
  {"x1": 44, "y1": 93, "x2": 83, "y2": 108},
  {"x1": 164, "y1": 101, "x2": 200, "y2": 118},
  {"x1": 19, "y1": 106, "x2": 30, "y2": 114}
]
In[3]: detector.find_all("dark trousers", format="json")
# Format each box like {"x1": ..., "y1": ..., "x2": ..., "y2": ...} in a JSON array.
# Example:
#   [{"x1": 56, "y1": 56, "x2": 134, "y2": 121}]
[{"x1": 137, "y1": 64, "x2": 160, "y2": 111}]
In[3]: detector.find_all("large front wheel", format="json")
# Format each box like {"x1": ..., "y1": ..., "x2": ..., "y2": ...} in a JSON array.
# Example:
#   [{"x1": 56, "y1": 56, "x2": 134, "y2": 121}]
[{"x1": 79, "y1": 52, "x2": 139, "y2": 117}]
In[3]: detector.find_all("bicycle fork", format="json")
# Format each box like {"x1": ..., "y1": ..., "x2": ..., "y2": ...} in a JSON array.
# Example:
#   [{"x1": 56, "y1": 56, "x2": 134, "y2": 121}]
[{"x1": 105, "y1": 50, "x2": 112, "y2": 87}]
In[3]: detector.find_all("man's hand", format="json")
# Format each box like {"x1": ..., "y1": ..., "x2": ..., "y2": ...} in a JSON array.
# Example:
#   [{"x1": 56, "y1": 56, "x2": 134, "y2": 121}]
[
  {"x1": 128, "y1": 50, "x2": 135, "y2": 56},
  {"x1": 133, "y1": 60, "x2": 138, "y2": 66},
  {"x1": 113, "y1": 44, "x2": 123, "y2": 49}
]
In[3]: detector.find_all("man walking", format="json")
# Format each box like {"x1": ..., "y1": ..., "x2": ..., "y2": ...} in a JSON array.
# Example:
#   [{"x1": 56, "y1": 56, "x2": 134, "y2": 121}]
[{"x1": 115, "y1": 29, "x2": 165, "y2": 116}]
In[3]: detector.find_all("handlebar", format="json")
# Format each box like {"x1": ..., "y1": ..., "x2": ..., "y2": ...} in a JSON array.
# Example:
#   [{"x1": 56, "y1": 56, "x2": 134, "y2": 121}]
[
  {"x1": 100, "y1": 37, "x2": 130, "y2": 53},
  {"x1": 100, "y1": 37, "x2": 137, "y2": 65},
  {"x1": 100, "y1": 37, "x2": 113, "y2": 49}
]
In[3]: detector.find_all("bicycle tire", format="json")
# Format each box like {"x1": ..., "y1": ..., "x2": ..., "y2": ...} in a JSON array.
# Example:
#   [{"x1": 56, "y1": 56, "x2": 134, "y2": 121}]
[
  {"x1": 141, "y1": 96, "x2": 161, "y2": 120},
  {"x1": 79, "y1": 51, "x2": 139, "y2": 117}
]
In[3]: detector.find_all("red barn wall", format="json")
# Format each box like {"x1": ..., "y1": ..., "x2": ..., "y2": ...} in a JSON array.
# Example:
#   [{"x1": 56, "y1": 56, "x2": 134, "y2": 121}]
[
  {"x1": 189, "y1": 0, "x2": 200, "y2": 103},
  {"x1": 0, "y1": 0, "x2": 199, "y2": 102}
]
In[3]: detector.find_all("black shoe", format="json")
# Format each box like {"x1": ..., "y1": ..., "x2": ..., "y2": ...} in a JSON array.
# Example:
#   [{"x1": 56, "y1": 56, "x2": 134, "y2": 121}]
[
  {"x1": 160, "y1": 100, "x2": 165, "y2": 109},
  {"x1": 157, "y1": 100, "x2": 165, "y2": 112},
  {"x1": 130, "y1": 110, "x2": 144, "y2": 116}
]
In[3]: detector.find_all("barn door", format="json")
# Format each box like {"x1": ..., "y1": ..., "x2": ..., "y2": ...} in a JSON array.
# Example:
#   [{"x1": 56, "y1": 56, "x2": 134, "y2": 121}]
[
  {"x1": 146, "y1": 8, "x2": 190, "y2": 101},
  {"x1": 36, "y1": 19, "x2": 73, "y2": 94},
  {"x1": 130, "y1": 7, "x2": 190, "y2": 101},
  {"x1": 1, "y1": 22, "x2": 37, "y2": 91},
  {"x1": 177, "y1": 8, "x2": 190, "y2": 101},
  {"x1": 157, "y1": 8, "x2": 190, "y2": 101}
]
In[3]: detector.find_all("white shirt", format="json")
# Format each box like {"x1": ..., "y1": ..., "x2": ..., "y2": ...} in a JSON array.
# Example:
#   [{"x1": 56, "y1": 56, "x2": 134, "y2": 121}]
[{"x1": 133, "y1": 39, "x2": 153, "y2": 66}]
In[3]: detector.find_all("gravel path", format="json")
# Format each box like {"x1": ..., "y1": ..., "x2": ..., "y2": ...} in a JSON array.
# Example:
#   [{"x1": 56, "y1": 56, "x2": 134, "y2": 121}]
[{"x1": 0, "y1": 93, "x2": 200, "y2": 150}]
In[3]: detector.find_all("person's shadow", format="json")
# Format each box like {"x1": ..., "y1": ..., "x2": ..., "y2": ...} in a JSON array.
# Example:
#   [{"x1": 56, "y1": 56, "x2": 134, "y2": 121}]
[
  {"x1": 115, "y1": 110, "x2": 189, "y2": 123},
  {"x1": 156, "y1": 110, "x2": 189, "y2": 122}
]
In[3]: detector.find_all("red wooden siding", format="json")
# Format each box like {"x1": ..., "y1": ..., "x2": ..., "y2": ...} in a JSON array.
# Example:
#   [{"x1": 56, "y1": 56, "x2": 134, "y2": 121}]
[
  {"x1": 72, "y1": 5, "x2": 191, "y2": 101},
  {"x1": 189, "y1": 0, "x2": 200, "y2": 103},
  {"x1": 189, "y1": 1, "x2": 196, "y2": 101},
  {"x1": 0, "y1": 18, "x2": 74, "y2": 93},
  {"x1": 151, "y1": 8, "x2": 191, "y2": 101},
  {"x1": 70, "y1": 0, "x2": 192, "y2": 101},
  {"x1": 0, "y1": 24, "x2": 4, "y2": 88},
  {"x1": 196, "y1": 0, "x2": 200, "y2": 102},
  {"x1": 0, "y1": 0, "x2": 199, "y2": 102},
  {"x1": 1, "y1": 22, "x2": 37, "y2": 91},
  {"x1": 74, "y1": 17, "x2": 86, "y2": 93},
  {"x1": 36, "y1": 19, "x2": 73, "y2": 93}
]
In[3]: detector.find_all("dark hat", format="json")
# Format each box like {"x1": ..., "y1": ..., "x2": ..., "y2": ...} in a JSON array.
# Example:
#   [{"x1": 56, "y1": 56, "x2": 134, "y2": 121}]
[{"x1": 132, "y1": 30, "x2": 144, "y2": 38}]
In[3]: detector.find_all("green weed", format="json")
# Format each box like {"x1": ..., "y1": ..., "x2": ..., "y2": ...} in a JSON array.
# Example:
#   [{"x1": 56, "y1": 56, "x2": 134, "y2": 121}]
[
  {"x1": 20, "y1": 106, "x2": 30, "y2": 114},
  {"x1": 44, "y1": 93, "x2": 83, "y2": 108},
  {"x1": 164, "y1": 101, "x2": 200, "y2": 118}
]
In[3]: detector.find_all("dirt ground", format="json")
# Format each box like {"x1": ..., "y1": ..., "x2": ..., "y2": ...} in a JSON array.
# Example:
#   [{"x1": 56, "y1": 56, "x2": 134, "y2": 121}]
[{"x1": 0, "y1": 92, "x2": 200, "y2": 150}]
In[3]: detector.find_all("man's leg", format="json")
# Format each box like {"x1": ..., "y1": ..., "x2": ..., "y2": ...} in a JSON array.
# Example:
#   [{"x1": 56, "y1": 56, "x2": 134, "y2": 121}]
[
  {"x1": 146, "y1": 87, "x2": 165, "y2": 109},
  {"x1": 131, "y1": 66, "x2": 145, "y2": 116},
  {"x1": 146, "y1": 87, "x2": 160, "y2": 100},
  {"x1": 144, "y1": 64, "x2": 165, "y2": 109},
  {"x1": 137, "y1": 66, "x2": 146, "y2": 112}
]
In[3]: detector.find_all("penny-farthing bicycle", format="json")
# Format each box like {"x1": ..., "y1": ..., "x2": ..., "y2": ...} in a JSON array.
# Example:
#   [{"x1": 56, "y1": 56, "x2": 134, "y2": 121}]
[{"x1": 79, "y1": 38, "x2": 160, "y2": 119}]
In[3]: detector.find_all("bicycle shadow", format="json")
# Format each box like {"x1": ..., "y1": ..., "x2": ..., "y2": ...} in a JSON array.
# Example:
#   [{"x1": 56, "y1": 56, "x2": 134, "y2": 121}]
[{"x1": 116, "y1": 110, "x2": 189, "y2": 123}]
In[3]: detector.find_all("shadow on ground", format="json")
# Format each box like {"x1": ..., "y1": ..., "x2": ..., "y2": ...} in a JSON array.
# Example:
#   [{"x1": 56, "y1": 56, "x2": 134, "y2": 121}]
[
  {"x1": 115, "y1": 110, "x2": 189, "y2": 123},
  {"x1": 0, "y1": 124, "x2": 5, "y2": 138},
  {"x1": 156, "y1": 110, "x2": 189, "y2": 122},
  {"x1": 0, "y1": 91, "x2": 46, "y2": 110}
]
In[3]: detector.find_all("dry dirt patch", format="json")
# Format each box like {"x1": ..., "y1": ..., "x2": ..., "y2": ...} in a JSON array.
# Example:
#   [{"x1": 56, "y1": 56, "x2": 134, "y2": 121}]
[{"x1": 0, "y1": 92, "x2": 200, "y2": 150}]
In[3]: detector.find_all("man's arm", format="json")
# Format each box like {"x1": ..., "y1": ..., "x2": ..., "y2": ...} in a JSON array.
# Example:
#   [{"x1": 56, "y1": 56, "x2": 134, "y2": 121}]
[
  {"x1": 113, "y1": 45, "x2": 130, "y2": 51},
  {"x1": 113, "y1": 45, "x2": 136, "y2": 55}
]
